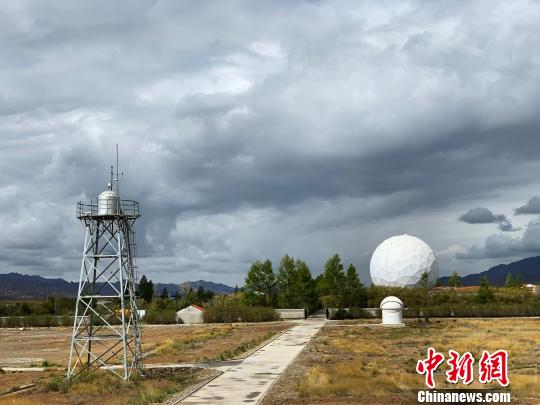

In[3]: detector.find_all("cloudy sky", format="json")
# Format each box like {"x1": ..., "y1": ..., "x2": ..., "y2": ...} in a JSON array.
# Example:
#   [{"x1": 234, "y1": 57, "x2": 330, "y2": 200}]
[{"x1": 2, "y1": 0, "x2": 540, "y2": 286}]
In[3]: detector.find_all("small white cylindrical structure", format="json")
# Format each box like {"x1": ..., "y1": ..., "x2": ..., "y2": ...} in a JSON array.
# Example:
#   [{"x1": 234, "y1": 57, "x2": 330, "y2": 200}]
[
  {"x1": 380, "y1": 296, "x2": 404, "y2": 326},
  {"x1": 98, "y1": 189, "x2": 120, "y2": 215}
]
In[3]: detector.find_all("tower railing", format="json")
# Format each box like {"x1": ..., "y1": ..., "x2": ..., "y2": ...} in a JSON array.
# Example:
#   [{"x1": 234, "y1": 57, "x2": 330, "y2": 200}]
[{"x1": 76, "y1": 199, "x2": 140, "y2": 218}]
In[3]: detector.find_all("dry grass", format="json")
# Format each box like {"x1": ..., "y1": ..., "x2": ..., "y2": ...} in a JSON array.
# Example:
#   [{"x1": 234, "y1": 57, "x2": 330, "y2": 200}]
[
  {"x1": 0, "y1": 400, "x2": 37, "y2": 405},
  {"x1": 151, "y1": 324, "x2": 233, "y2": 355},
  {"x1": 267, "y1": 318, "x2": 539, "y2": 404},
  {"x1": 144, "y1": 322, "x2": 291, "y2": 364},
  {"x1": 0, "y1": 368, "x2": 213, "y2": 405},
  {"x1": 0, "y1": 322, "x2": 291, "y2": 368},
  {"x1": 0, "y1": 322, "x2": 292, "y2": 404}
]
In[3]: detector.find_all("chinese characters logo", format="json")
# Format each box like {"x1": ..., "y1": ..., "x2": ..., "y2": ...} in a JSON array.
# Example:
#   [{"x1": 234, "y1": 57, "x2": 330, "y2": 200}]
[{"x1": 416, "y1": 347, "x2": 508, "y2": 388}]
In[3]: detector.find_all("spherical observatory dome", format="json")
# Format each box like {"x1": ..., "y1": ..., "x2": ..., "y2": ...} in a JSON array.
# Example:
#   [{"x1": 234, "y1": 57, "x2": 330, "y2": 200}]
[{"x1": 369, "y1": 234, "x2": 439, "y2": 288}]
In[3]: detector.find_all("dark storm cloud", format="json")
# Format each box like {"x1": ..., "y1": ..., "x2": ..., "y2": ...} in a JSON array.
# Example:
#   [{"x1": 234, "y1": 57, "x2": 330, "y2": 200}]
[
  {"x1": 2, "y1": 1, "x2": 540, "y2": 284},
  {"x1": 457, "y1": 219, "x2": 540, "y2": 259},
  {"x1": 458, "y1": 207, "x2": 519, "y2": 232},
  {"x1": 515, "y1": 196, "x2": 540, "y2": 215}
]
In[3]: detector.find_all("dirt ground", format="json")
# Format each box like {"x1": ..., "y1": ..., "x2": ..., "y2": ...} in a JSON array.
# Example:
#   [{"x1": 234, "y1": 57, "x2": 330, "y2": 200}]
[
  {"x1": 143, "y1": 322, "x2": 291, "y2": 363},
  {"x1": 0, "y1": 322, "x2": 292, "y2": 403},
  {"x1": 0, "y1": 322, "x2": 291, "y2": 368},
  {"x1": 263, "y1": 318, "x2": 540, "y2": 405}
]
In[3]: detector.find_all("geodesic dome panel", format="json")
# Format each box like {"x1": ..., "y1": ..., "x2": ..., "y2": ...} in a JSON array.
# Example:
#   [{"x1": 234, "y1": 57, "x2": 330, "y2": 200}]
[{"x1": 369, "y1": 234, "x2": 439, "y2": 288}]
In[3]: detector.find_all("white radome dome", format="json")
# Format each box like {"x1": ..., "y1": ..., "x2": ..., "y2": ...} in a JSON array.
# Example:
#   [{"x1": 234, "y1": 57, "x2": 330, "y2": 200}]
[{"x1": 370, "y1": 234, "x2": 439, "y2": 288}]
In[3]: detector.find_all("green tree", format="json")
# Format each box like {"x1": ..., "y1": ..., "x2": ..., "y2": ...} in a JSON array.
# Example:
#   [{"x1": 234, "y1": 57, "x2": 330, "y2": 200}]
[
  {"x1": 276, "y1": 256, "x2": 318, "y2": 311},
  {"x1": 343, "y1": 264, "x2": 367, "y2": 307},
  {"x1": 476, "y1": 275, "x2": 494, "y2": 303},
  {"x1": 418, "y1": 272, "x2": 429, "y2": 289},
  {"x1": 138, "y1": 275, "x2": 154, "y2": 303},
  {"x1": 505, "y1": 273, "x2": 514, "y2": 288},
  {"x1": 318, "y1": 254, "x2": 346, "y2": 308},
  {"x1": 244, "y1": 259, "x2": 277, "y2": 306},
  {"x1": 295, "y1": 259, "x2": 318, "y2": 312},
  {"x1": 160, "y1": 287, "x2": 169, "y2": 299},
  {"x1": 505, "y1": 273, "x2": 521, "y2": 288},
  {"x1": 277, "y1": 255, "x2": 299, "y2": 308},
  {"x1": 195, "y1": 286, "x2": 214, "y2": 303},
  {"x1": 196, "y1": 286, "x2": 205, "y2": 303},
  {"x1": 447, "y1": 272, "x2": 461, "y2": 288},
  {"x1": 180, "y1": 287, "x2": 196, "y2": 308}
]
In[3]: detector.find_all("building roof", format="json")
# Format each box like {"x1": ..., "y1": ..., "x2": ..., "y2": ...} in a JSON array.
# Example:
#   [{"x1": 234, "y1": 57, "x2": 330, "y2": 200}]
[{"x1": 177, "y1": 304, "x2": 206, "y2": 314}]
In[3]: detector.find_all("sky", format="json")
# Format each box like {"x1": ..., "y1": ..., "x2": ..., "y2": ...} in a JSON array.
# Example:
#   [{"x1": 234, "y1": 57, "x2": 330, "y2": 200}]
[{"x1": 1, "y1": 0, "x2": 540, "y2": 286}]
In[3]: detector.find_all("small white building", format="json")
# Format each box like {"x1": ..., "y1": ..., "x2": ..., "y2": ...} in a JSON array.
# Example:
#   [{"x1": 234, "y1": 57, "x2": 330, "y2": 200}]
[
  {"x1": 380, "y1": 296, "x2": 404, "y2": 326},
  {"x1": 526, "y1": 284, "x2": 539, "y2": 295},
  {"x1": 176, "y1": 304, "x2": 205, "y2": 324}
]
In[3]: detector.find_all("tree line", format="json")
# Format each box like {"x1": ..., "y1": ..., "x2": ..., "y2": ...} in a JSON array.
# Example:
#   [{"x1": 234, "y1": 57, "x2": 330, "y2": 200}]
[
  {"x1": 135, "y1": 257, "x2": 533, "y2": 314},
  {"x1": 243, "y1": 254, "x2": 367, "y2": 311},
  {"x1": 138, "y1": 275, "x2": 214, "y2": 307}
]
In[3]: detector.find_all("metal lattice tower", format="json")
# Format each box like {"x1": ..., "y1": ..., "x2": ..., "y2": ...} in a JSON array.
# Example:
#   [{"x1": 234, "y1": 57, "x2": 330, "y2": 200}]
[{"x1": 67, "y1": 160, "x2": 143, "y2": 380}]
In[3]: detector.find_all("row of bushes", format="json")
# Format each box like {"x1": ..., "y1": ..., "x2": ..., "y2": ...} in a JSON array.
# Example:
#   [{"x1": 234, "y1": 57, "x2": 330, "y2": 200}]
[
  {"x1": 204, "y1": 302, "x2": 278, "y2": 323},
  {"x1": 0, "y1": 297, "x2": 76, "y2": 317},
  {"x1": 2, "y1": 313, "x2": 127, "y2": 327},
  {"x1": 403, "y1": 305, "x2": 540, "y2": 318},
  {"x1": 327, "y1": 304, "x2": 540, "y2": 320},
  {"x1": 1, "y1": 315, "x2": 73, "y2": 327},
  {"x1": 366, "y1": 285, "x2": 540, "y2": 308},
  {"x1": 142, "y1": 309, "x2": 178, "y2": 324},
  {"x1": 141, "y1": 302, "x2": 279, "y2": 324},
  {"x1": 328, "y1": 307, "x2": 375, "y2": 320}
]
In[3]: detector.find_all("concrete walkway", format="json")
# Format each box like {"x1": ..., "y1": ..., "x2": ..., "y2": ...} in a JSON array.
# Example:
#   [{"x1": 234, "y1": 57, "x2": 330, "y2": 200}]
[{"x1": 180, "y1": 317, "x2": 325, "y2": 404}]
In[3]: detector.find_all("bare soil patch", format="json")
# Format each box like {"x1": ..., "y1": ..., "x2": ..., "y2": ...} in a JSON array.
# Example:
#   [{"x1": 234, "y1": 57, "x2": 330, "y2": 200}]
[{"x1": 0, "y1": 322, "x2": 291, "y2": 368}]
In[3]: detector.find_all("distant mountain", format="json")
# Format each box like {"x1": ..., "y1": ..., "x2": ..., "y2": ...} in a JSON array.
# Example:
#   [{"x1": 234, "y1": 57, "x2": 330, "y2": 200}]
[
  {"x1": 0, "y1": 273, "x2": 235, "y2": 300},
  {"x1": 180, "y1": 280, "x2": 235, "y2": 294},
  {"x1": 153, "y1": 282, "x2": 183, "y2": 296},
  {"x1": 440, "y1": 256, "x2": 540, "y2": 286},
  {"x1": 153, "y1": 280, "x2": 235, "y2": 296},
  {"x1": 0, "y1": 273, "x2": 79, "y2": 300}
]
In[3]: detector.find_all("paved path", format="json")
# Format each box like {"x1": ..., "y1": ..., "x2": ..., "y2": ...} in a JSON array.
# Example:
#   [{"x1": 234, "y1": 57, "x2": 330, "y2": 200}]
[{"x1": 180, "y1": 317, "x2": 325, "y2": 404}]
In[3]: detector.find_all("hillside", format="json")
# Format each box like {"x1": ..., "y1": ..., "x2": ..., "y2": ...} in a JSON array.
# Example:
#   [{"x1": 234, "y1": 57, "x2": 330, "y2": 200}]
[
  {"x1": 439, "y1": 256, "x2": 540, "y2": 286},
  {"x1": 0, "y1": 273, "x2": 235, "y2": 300},
  {"x1": 180, "y1": 280, "x2": 235, "y2": 294},
  {"x1": 0, "y1": 273, "x2": 79, "y2": 300}
]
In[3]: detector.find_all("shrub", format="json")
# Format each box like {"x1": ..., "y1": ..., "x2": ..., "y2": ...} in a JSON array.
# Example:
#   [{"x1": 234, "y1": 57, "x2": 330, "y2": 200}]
[
  {"x1": 24, "y1": 314, "x2": 56, "y2": 327},
  {"x1": 204, "y1": 297, "x2": 278, "y2": 323},
  {"x1": 60, "y1": 315, "x2": 73, "y2": 326},
  {"x1": 45, "y1": 375, "x2": 69, "y2": 393},
  {"x1": 328, "y1": 307, "x2": 375, "y2": 320},
  {"x1": 142, "y1": 309, "x2": 177, "y2": 324},
  {"x1": 403, "y1": 304, "x2": 540, "y2": 318}
]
